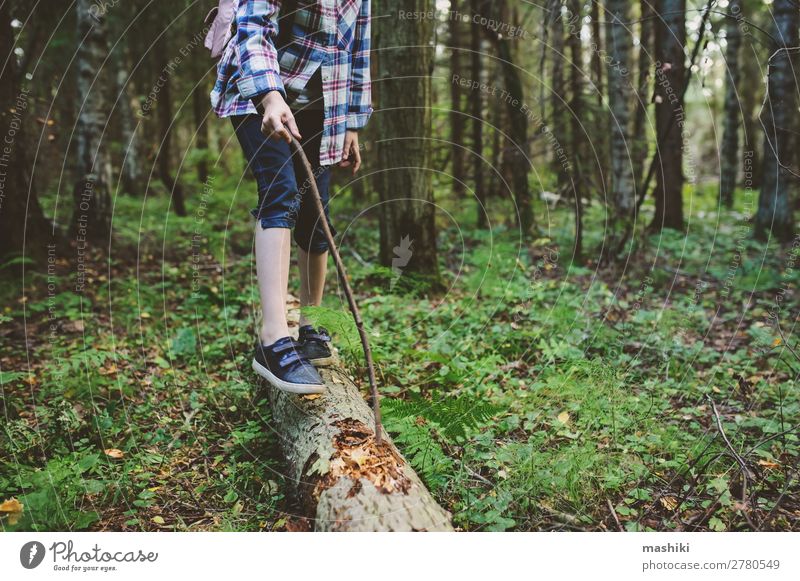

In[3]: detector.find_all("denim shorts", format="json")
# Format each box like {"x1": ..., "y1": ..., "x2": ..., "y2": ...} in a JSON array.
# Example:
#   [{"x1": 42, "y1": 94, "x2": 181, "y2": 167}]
[{"x1": 231, "y1": 110, "x2": 336, "y2": 253}]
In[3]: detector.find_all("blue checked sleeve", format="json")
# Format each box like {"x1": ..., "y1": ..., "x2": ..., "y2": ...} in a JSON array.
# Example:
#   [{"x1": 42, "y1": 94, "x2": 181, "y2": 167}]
[
  {"x1": 235, "y1": 0, "x2": 286, "y2": 101},
  {"x1": 347, "y1": 0, "x2": 373, "y2": 130}
]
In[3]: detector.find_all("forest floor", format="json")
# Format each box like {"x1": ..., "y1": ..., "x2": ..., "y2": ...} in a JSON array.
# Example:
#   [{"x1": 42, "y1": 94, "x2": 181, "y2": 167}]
[{"x1": 1, "y1": 177, "x2": 799, "y2": 531}]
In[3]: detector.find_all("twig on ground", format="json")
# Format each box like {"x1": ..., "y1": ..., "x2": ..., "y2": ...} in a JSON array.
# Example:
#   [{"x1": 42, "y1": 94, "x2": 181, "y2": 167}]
[
  {"x1": 706, "y1": 395, "x2": 759, "y2": 530},
  {"x1": 607, "y1": 499, "x2": 624, "y2": 532}
]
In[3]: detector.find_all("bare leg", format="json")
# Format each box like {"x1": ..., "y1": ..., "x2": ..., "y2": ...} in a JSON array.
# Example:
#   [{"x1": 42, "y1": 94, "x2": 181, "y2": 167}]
[
  {"x1": 298, "y1": 248, "x2": 328, "y2": 327},
  {"x1": 255, "y1": 225, "x2": 292, "y2": 345}
]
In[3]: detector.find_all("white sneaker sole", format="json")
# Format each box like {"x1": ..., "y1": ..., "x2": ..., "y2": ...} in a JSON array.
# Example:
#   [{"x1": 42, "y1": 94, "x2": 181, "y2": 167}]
[{"x1": 252, "y1": 359, "x2": 325, "y2": 394}]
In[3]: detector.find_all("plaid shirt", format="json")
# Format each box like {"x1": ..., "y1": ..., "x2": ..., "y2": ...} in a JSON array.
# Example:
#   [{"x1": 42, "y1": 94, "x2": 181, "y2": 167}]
[{"x1": 211, "y1": 0, "x2": 372, "y2": 166}]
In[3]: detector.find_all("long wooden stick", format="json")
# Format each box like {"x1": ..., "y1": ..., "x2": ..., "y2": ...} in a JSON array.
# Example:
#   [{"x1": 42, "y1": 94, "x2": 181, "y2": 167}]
[{"x1": 288, "y1": 137, "x2": 382, "y2": 443}]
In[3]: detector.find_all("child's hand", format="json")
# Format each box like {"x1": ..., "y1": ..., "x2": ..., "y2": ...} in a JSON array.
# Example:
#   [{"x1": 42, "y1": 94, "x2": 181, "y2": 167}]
[
  {"x1": 259, "y1": 91, "x2": 301, "y2": 143},
  {"x1": 339, "y1": 130, "x2": 362, "y2": 175}
]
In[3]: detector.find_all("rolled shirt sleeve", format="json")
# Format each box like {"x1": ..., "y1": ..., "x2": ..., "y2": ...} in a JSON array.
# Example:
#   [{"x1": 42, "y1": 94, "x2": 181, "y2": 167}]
[{"x1": 235, "y1": 0, "x2": 286, "y2": 101}]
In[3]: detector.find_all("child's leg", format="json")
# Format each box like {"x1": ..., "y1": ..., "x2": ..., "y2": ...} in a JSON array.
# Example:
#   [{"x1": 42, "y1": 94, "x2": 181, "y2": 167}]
[
  {"x1": 255, "y1": 226, "x2": 292, "y2": 345},
  {"x1": 298, "y1": 248, "x2": 327, "y2": 327},
  {"x1": 291, "y1": 110, "x2": 335, "y2": 327},
  {"x1": 230, "y1": 114, "x2": 301, "y2": 345}
]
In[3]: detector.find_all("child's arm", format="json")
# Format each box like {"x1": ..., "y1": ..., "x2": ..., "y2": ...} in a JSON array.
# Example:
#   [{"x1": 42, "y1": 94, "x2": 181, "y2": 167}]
[{"x1": 235, "y1": 0, "x2": 285, "y2": 104}]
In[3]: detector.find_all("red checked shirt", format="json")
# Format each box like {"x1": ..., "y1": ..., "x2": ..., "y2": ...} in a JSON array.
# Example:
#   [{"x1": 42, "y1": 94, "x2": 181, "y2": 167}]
[{"x1": 211, "y1": 0, "x2": 373, "y2": 166}]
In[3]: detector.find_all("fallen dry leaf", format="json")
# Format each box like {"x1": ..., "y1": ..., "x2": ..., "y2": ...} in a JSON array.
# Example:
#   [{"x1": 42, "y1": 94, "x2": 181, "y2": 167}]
[
  {"x1": 0, "y1": 497, "x2": 24, "y2": 525},
  {"x1": 660, "y1": 496, "x2": 679, "y2": 511},
  {"x1": 104, "y1": 448, "x2": 125, "y2": 459}
]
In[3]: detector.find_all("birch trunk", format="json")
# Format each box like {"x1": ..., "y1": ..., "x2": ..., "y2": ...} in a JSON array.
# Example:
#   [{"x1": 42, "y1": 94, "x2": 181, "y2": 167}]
[
  {"x1": 72, "y1": 0, "x2": 113, "y2": 242},
  {"x1": 606, "y1": 0, "x2": 635, "y2": 257}
]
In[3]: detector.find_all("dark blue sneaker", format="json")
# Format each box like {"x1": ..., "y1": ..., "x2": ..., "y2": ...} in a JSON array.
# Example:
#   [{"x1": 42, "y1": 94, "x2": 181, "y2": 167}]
[
  {"x1": 252, "y1": 337, "x2": 325, "y2": 394},
  {"x1": 298, "y1": 325, "x2": 334, "y2": 366}
]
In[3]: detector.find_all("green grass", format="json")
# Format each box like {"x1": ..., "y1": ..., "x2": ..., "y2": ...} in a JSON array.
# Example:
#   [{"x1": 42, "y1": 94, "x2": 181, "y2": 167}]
[{"x1": 1, "y1": 180, "x2": 798, "y2": 531}]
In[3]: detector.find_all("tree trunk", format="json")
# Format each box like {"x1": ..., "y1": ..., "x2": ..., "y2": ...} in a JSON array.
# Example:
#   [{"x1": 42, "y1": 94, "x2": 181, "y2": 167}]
[
  {"x1": 0, "y1": 3, "x2": 51, "y2": 266},
  {"x1": 740, "y1": 32, "x2": 761, "y2": 191},
  {"x1": 71, "y1": 0, "x2": 113, "y2": 243},
  {"x1": 154, "y1": 38, "x2": 187, "y2": 217},
  {"x1": 590, "y1": 0, "x2": 603, "y2": 109},
  {"x1": 449, "y1": 0, "x2": 467, "y2": 201},
  {"x1": 193, "y1": 84, "x2": 210, "y2": 184},
  {"x1": 606, "y1": 0, "x2": 635, "y2": 258},
  {"x1": 116, "y1": 62, "x2": 142, "y2": 196},
  {"x1": 755, "y1": 0, "x2": 798, "y2": 242},
  {"x1": 719, "y1": 0, "x2": 742, "y2": 208},
  {"x1": 470, "y1": 0, "x2": 486, "y2": 229},
  {"x1": 651, "y1": 0, "x2": 685, "y2": 231},
  {"x1": 567, "y1": 0, "x2": 583, "y2": 259},
  {"x1": 549, "y1": 0, "x2": 566, "y2": 187},
  {"x1": 376, "y1": 0, "x2": 440, "y2": 280},
  {"x1": 491, "y1": 0, "x2": 533, "y2": 236},
  {"x1": 632, "y1": 0, "x2": 653, "y2": 193},
  {"x1": 261, "y1": 367, "x2": 454, "y2": 531}
]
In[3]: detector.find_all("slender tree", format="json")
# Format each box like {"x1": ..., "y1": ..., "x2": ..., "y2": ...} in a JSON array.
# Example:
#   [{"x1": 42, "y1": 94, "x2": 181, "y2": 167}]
[
  {"x1": 154, "y1": 34, "x2": 187, "y2": 217},
  {"x1": 719, "y1": 0, "x2": 742, "y2": 208},
  {"x1": 71, "y1": 0, "x2": 114, "y2": 242},
  {"x1": 115, "y1": 61, "x2": 142, "y2": 196},
  {"x1": 605, "y1": 0, "x2": 635, "y2": 258},
  {"x1": 376, "y1": 0, "x2": 440, "y2": 280},
  {"x1": 485, "y1": 0, "x2": 533, "y2": 236},
  {"x1": 469, "y1": 0, "x2": 486, "y2": 228},
  {"x1": 0, "y1": 2, "x2": 51, "y2": 264},
  {"x1": 567, "y1": 0, "x2": 583, "y2": 258},
  {"x1": 449, "y1": 1, "x2": 467, "y2": 201},
  {"x1": 632, "y1": 0, "x2": 653, "y2": 192},
  {"x1": 755, "y1": 0, "x2": 798, "y2": 241},
  {"x1": 589, "y1": 0, "x2": 603, "y2": 108},
  {"x1": 651, "y1": 0, "x2": 685, "y2": 231},
  {"x1": 549, "y1": 0, "x2": 566, "y2": 189}
]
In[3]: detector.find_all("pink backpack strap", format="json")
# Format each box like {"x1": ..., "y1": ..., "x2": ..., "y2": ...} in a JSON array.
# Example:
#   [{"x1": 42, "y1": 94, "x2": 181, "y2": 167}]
[{"x1": 204, "y1": 0, "x2": 238, "y2": 59}]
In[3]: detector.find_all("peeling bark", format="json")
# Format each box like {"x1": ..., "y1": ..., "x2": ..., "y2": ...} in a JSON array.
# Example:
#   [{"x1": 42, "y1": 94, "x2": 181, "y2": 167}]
[{"x1": 261, "y1": 366, "x2": 454, "y2": 531}]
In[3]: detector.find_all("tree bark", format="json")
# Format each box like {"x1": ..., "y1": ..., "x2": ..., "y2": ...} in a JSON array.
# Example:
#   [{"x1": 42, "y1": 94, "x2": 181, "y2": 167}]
[
  {"x1": 755, "y1": 0, "x2": 798, "y2": 242},
  {"x1": 116, "y1": 62, "x2": 142, "y2": 196},
  {"x1": 651, "y1": 0, "x2": 685, "y2": 231},
  {"x1": 261, "y1": 367, "x2": 454, "y2": 531},
  {"x1": 719, "y1": 0, "x2": 742, "y2": 208},
  {"x1": 0, "y1": 2, "x2": 51, "y2": 266},
  {"x1": 469, "y1": 0, "x2": 486, "y2": 229},
  {"x1": 449, "y1": 0, "x2": 467, "y2": 201},
  {"x1": 567, "y1": 0, "x2": 583, "y2": 259},
  {"x1": 489, "y1": 0, "x2": 533, "y2": 236},
  {"x1": 376, "y1": 0, "x2": 440, "y2": 281},
  {"x1": 71, "y1": 0, "x2": 114, "y2": 243},
  {"x1": 632, "y1": 0, "x2": 653, "y2": 193},
  {"x1": 606, "y1": 0, "x2": 636, "y2": 258},
  {"x1": 154, "y1": 38, "x2": 187, "y2": 217}
]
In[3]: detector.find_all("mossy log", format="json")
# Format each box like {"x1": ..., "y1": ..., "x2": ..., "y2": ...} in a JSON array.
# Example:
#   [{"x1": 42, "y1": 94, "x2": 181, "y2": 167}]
[{"x1": 262, "y1": 364, "x2": 454, "y2": 531}]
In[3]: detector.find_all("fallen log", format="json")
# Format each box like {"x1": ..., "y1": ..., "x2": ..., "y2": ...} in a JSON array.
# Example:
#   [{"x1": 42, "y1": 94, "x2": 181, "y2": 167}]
[{"x1": 261, "y1": 364, "x2": 454, "y2": 531}]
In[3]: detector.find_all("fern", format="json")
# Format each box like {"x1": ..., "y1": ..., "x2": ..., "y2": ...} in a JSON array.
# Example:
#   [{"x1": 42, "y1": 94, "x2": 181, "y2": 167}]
[
  {"x1": 382, "y1": 393, "x2": 501, "y2": 492},
  {"x1": 299, "y1": 306, "x2": 360, "y2": 359}
]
